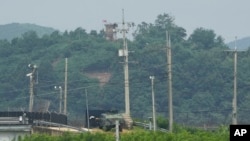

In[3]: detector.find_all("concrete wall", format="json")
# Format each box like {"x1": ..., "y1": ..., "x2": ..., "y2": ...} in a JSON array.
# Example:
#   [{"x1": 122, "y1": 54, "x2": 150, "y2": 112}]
[
  {"x1": 0, "y1": 125, "x2": 31, "y2": 141},
  {"x1": 0, "y1": 132, "x2": 30, "y2": 141}
]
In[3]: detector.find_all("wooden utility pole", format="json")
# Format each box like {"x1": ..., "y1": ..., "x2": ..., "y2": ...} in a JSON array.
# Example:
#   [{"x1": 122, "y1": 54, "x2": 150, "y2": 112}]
[
  {"x1": 64, "y1": 58, "x2": 68, "y2": 115},
  {"x1": 166, "y1": 31, "x2": 173, "y2": 132}
]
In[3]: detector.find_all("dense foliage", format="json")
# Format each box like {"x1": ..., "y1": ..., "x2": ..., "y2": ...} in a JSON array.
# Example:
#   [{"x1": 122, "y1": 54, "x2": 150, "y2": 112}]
[
  {"x1": 21, "y1": 127, "x2": 229, "y2": 141},
  {"x1": 1, "y1": 13, "x2": 250, "y2": 128}
]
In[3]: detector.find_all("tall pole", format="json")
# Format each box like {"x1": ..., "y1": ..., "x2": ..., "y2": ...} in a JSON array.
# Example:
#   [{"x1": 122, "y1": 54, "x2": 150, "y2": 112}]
[
  {"x1": 115, "y1": 120, "x2": 120, "y2": 141},
  {"x1": 54, "y1": 86, "x2": 63, "y2": 113},
  {"x1": 166, "y1": 31, "x2": 173, "y2": 132},
  {"x1": 27, "y1": 64, "x2": 37, "y2": 112},
  {"x1": 29, "y1": 75, "x2": 34, "y2": 112},
  {"x1": 232, "y1": 37, "x2": 238, "y2": 124},
  {"x1": 116, "y1": 9, "x2": 134, "y2": 129},
  {"x1": 59, "y1": 86, "x2": 62, "y2": 113},
  {"x1": 85, "y1": 88, "x2": 90, "y2": 131},
  {"x1": 224, "y1": 37, "x2": 244, "y2": 125},
  {"x1": 150, "y1": 76, "x2": 156, "y2": 131},
  {"x1": 64, "y1": 58, "x2": 68, "y2": 115},
  {"x1": 122, "y1": 9, "x2": 130, "y2": 116}
]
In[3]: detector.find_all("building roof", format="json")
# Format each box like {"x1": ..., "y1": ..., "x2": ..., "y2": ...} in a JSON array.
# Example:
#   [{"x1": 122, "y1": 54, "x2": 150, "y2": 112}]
[{"x1": 0, "y1": 125, "x2": 32, "y2": 132}]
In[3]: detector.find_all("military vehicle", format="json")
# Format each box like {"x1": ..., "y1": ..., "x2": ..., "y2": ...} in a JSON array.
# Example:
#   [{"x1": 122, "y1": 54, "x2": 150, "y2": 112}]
[{"x1": 98, "y1": 113, "x2": 125, "y2": 131}]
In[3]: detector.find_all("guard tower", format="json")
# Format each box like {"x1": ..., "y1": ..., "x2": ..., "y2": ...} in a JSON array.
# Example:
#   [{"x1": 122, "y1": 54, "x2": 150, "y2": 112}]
[{"x1": 104, "y1": 23, "x2": 118, "y2": 41}]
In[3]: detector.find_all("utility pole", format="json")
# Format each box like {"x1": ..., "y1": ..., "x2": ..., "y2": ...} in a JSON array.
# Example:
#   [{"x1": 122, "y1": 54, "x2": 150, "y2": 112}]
[
  {"x1": 122, "y1": 9, "x2": 130, "y2": 116},
  {"x1": 233, "y1": 43, "x2": 238, "y2": 125},
  {"x1": 27, "y1": 64, "x2": 37, "y2": 112},
  {"x1": 28, "y1": 75, "x2": 34, "y2": 112},
  {"x1": 115, "y1": 120, "x2": 120, "y2": 141},
  {"x1": 225, "y1": 37, "x2": 245, "y2": 124},
  {"x1": 150, "y1": 76, "x2": 156, "y2": 131},
  {"x1": 117, "y1": 9, "x2": 134, "y2": 116},
  {"x1": 64, "y1": 58, "x2": 68, "y2": 115},
  {"x1": 116, "y1": 9, "x2": 135, "y2": 129},
  {"x1": 85, "y1": 88, "x2": 90, "y2": 131},
  {"x1": 166, "y1": 31, "x2": 173, "y2": 132},
  {"x1": 54, "y1": 86, "x2": 63, "y2": 113}
]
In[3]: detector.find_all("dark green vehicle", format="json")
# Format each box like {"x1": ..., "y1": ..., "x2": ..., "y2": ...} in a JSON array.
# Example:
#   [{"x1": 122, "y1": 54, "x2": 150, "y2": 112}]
[{"x1": 98, "y1": 113, "x2": 125, "y2": 131}]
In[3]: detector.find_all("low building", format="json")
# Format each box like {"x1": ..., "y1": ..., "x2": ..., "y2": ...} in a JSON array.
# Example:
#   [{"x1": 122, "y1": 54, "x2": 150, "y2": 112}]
[
  {"x1": 0, "y1": 111, "x2": 83, "y2": 141},
  {"x1": 0, "y1": 125, "x2": 31, "y2": 141}
]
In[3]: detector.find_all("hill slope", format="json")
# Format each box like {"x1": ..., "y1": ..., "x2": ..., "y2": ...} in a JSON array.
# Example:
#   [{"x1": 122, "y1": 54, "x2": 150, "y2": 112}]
[
  {"x1": 1, "y1": 14, "x2": 250, "y2": 128},
  {"x1": 0, "y1": 23, "x2": 56, "y2": 40},
  {"x1": 227, "y1": 36, "x2": 250, "y2": 49}
]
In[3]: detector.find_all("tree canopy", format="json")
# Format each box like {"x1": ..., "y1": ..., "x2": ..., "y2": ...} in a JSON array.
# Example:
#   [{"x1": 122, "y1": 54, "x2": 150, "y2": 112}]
[{"x1": 0, "y1": 13, "x2": 249, "y2": 128}]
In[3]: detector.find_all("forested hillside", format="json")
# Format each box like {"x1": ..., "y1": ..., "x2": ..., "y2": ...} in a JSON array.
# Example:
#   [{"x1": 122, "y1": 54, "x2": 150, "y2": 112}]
[
  {"x1": 0, "y1": 23, "x2": 55, "y2": 40},
  {"x1": 1, "y1": 13, "x2": 250, "y2": 127}
]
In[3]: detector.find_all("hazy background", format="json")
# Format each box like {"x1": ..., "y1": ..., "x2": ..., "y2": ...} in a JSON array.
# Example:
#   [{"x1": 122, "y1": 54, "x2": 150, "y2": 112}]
[{"x1": 1, "y1": 0, "x2": 249, "y2": 43}]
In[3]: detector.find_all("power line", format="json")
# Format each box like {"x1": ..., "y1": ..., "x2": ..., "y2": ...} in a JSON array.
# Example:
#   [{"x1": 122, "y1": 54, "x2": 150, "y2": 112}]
[{"x1": 0, "y1": 85, "x2": 101, "y2": 103}]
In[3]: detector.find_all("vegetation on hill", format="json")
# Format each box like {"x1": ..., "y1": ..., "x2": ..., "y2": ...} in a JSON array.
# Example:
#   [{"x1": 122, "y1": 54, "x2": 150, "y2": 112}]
[
  {"x1": 227, "y1": 36, "x2": 250, "y2": 50},
  {"x1": 1, "y1": 13, "x2": 250, "y2": 128},
  {"x1": 0, "y1": 23, "x2": 55, "y2": 40}
]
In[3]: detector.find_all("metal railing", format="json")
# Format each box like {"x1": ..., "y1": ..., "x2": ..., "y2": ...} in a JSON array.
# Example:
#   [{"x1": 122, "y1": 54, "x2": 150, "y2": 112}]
[
  {"x1": 133, "y1": 121, "x2": 169, "y2": 132},
  {"x1": 33, "y1": 120, "x2": 86, "y2": 132}
]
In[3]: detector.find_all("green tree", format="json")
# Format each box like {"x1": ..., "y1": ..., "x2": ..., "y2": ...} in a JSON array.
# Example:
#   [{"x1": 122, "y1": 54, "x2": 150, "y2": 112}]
[{"x1": 188, "y1": 27, "x2": 224, "y2": 49}]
